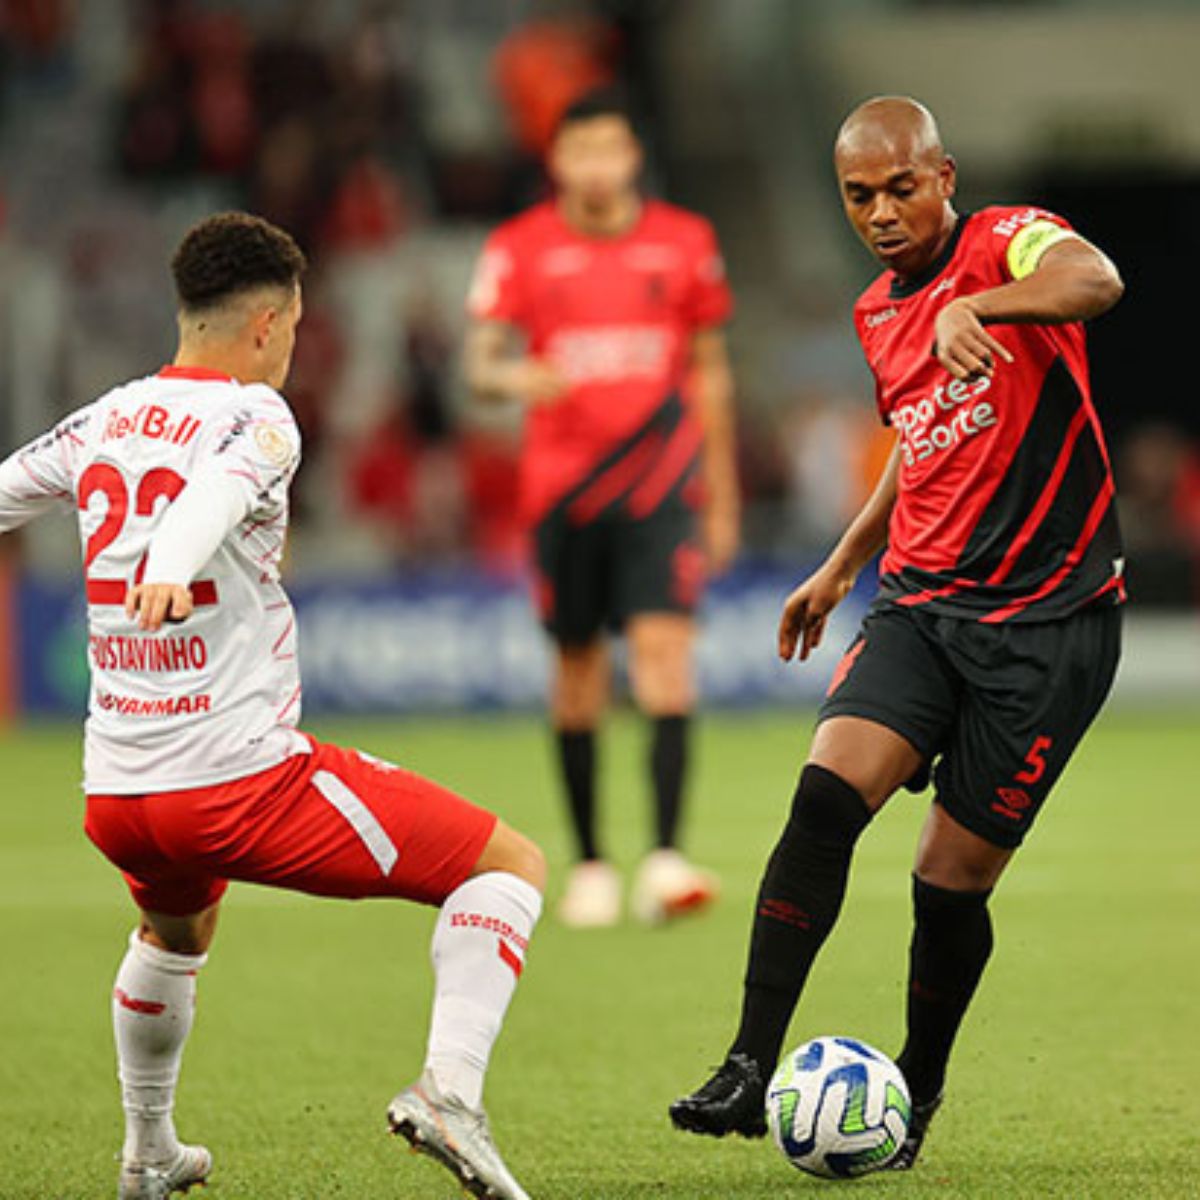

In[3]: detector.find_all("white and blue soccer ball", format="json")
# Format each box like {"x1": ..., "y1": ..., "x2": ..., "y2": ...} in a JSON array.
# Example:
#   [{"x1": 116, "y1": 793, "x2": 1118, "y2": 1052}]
[{"x1": 766, "y1": 1036, "x2": 911, "y2": 1178}]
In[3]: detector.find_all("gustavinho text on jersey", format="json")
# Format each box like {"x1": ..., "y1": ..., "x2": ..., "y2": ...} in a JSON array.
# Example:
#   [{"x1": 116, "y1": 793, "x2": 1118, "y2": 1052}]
[{"x1": 90, "y1": 633, "x2": 209, "y2": 673}]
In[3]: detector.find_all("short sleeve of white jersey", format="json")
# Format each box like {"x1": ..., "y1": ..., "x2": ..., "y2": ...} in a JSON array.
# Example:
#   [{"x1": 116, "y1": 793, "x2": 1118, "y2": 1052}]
[
  {"x1": 0, "y1": 406, "x2": 95, "y2": 532},
  {"x1": 203, "y1": 384, "x2": 301, "y2": 520}
]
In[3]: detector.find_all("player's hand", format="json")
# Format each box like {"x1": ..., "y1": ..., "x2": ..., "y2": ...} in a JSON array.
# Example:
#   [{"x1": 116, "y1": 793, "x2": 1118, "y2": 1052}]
[
  {"x1": 933, "y1": 298, "x2": 1014, "y2": 381},
  {"x1": 703, "y1": 502, "x2": 741, "y2": 577},
  {"x1": 125, "y1": 583, "x2": 194, "y2": 632},
  {"x1": 778, "y1": 564, "x2": 855, "y2": 663},
  {"x1": 505, "y1": 358, "x2": 570, "y2": 406}
]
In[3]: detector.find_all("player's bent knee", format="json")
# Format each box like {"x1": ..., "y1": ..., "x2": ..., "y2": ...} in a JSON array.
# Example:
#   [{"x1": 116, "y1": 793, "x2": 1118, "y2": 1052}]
[
  {"x1": 551, "y1": 695, "x2": 604, "y2": 730},
  {"x1": 472, "y1": 821, "x2": 547, "y2": 892},
  {"x1": 551, "y1": 648, "x2": 608, "y2": 728},
  {"x1": 914, "y1": 856, "x2": 1007, "y2": 894},
  {"x1": 629, "y1": 656, "x2": 694, "y2": 715},
  {"x1": 628, "y1": 657, "x2": 696, "y2": 710},
  {"x1": 631, "y1": 678, "x2": 694, "y2": 717},
  {"x1": 139, "y1": 903, "x2": 220, "y2": 955},
  {"x1": 788, "y1": 764, "x2": 873, "y2": 844}
]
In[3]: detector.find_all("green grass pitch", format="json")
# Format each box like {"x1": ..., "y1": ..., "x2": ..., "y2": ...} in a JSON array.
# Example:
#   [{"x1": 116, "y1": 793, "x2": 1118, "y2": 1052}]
[{"x1": 1, "y1": 709, "x2": 1198, "y2": 1199}]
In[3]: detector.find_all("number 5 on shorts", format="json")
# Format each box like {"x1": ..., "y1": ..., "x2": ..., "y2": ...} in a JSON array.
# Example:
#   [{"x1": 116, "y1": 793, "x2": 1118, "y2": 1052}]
[{"x1": 1015, "y1": 735, "x2": 1053, "y2": 786}]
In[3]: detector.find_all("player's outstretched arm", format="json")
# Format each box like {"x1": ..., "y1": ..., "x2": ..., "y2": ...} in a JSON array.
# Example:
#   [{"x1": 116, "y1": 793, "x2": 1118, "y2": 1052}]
[
  {"x1": 464, "y1": 320, "x2": 568, "y2": 406},
  {"x1": 690, "y1": 328, "x2": 740, "y2": 575},
  {"x1": 0, "y1": 419, "x2": 83, "y2": 534},
  {"x1": 935, "y1": 238, "x2": 1123, "y2": 382},
  {"x1": 778, "y1": 441, "x2": 901, "y2": 663}
]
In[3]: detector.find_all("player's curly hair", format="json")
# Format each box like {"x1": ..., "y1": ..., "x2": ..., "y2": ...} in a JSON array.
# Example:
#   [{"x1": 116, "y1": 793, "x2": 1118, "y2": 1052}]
[{"x1": 171, "y1": 212, "x2": 306, "y2": 312}]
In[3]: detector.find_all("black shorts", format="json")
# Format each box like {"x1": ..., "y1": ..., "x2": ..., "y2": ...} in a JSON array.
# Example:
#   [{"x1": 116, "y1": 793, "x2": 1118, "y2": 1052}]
[
  {"x1": 818, "y1": 599, "x2": 1122, "y2": 849},
  {"x1": 533, "y1": 495, "x2": 704, "y2": 646}
]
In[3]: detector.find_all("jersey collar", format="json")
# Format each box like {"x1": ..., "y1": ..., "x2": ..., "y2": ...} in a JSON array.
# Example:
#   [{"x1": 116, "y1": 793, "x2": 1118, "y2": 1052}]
[
  {"x1": 553, "y1": 195, "x2": 648, "y2": 243},
  {"x1": 156, "y1": 364, "x2": 235, "y2": 382},
  {"x1": 888, "y1": 213, "x2": 971, "y2": 300}
]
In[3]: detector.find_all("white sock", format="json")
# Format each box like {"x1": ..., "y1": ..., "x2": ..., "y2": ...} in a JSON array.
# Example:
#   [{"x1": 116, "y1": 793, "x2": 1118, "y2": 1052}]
[
  {"x1": 112, "y1": 930, "x2": 206, "y2": 1165},
  {"x1": 424, "y1": 871, "x2": 542, "y2": 1110}
]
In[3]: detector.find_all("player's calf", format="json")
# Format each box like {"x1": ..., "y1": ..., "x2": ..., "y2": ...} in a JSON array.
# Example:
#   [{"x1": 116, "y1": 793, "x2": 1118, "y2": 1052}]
[
  {"x1": 730, "y1": 764, "x2": 873, "y2": 1074},
  {"x1": 423, "y1": 866, "x2": 542, "y2": 1111},
  {"x1": 396, "y1": 862, "x2": 541, "y2": 1198},
  {"x1": 112, "y1": 933, "x2": 207, "y2": 1177},
  {"x1": 895, "y1": 875, "x2": 994, "y2": 1112}
]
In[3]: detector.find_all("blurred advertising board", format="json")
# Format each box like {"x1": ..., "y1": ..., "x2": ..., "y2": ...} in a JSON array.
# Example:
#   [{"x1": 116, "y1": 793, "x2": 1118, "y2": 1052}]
[{"x1": 11, "y1": 564, "x2": 870, "y2": 716}]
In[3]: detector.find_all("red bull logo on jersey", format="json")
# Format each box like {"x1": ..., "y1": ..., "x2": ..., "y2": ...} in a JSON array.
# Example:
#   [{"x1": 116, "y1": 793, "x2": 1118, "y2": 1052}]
[
  {"x1": 890, "y1": 374, "x2": 997, "y2": 466},
  {"x1": 103, "y1": 405, "x2": 202, "y2": 447}
]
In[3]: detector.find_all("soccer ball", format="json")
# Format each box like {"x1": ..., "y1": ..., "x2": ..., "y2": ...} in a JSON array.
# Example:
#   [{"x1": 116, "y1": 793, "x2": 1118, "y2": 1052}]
[{"x1": 766, "y1": 1036, "x2": 911, "y2": 1178}]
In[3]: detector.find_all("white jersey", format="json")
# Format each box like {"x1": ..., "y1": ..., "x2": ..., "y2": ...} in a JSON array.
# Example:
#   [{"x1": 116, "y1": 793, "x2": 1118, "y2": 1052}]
[{"x1": 0, "y1": 366, "x2": 310, "y2": 792}]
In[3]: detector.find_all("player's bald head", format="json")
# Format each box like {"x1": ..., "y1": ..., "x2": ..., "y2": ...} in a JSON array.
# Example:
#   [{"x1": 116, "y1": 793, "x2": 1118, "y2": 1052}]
[
  {"x1": 832, "y1": 96, "x2": 958, "y2": 279},
  {"x1": 834, "y1": 96, "x2": 945, "y2": 173}
]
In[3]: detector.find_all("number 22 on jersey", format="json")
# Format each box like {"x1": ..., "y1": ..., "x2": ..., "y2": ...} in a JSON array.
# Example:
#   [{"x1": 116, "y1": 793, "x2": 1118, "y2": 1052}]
[{"x1": 78, "y1": 463, "x2": 218, "y2": 608}]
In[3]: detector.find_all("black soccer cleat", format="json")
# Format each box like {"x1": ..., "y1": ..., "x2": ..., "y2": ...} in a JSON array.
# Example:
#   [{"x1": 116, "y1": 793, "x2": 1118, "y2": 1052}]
[
  {"x1": 669, "y1": 1053, "x2": 769, "y2": 1139},
  {"x1": 887, "y1": 1092, "x2": 943, "y2": 1170}
]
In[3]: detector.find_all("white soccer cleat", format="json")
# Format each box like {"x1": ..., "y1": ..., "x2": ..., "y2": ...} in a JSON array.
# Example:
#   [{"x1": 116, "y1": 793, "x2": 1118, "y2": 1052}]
[
  {"x1": 631, "y1": 849, "x2": 719, "y2": 925},
  {"x1": 556, "y1": 860, "x2": 621, "y2": 928},
  {"x1": 388, "y1": 1072, "x2": 531, "y2": 1200},
  {"x1": 117, "y1": 1144, "x2": 212, "y2": 1199}
]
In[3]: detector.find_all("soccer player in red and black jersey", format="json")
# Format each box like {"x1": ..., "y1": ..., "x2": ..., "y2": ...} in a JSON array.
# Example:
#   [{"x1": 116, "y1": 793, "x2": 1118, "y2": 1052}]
[
  {"x1": 466, "y1": 89, "x2": 738, "y2": 928},
  {"x1": 671, "y1": 97, "x2": 1125, "y2": 1166}
]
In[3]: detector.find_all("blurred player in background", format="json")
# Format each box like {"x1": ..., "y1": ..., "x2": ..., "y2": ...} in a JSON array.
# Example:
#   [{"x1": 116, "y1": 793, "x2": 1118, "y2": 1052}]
[
  {"x1": 672, "y1": 97, "x2": 1125, "y2": 1166},
  {"x1": 0, "y1": 213, "x2": 542, "y2": 1200},
  {"x1": 465, "y1": 89, "x2": 738, "y2": 928}
]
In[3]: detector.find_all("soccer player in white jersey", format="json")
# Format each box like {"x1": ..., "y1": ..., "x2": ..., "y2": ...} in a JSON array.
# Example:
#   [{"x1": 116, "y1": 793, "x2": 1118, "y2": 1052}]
[{"x1": 0, "y1": 212, "x2": 544, "y2": 1200}]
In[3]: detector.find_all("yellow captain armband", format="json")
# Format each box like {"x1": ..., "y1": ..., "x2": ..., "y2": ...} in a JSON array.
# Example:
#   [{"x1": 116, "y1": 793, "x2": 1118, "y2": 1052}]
[{"x1": 1006, "y1": 219, "x2": 1076, "y2": 280}]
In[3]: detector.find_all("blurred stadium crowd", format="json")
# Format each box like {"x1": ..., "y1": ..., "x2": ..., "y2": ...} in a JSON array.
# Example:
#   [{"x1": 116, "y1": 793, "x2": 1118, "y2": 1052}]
[{"x1": 0, "y1": 0, "x2": 1198, "y2": 607}]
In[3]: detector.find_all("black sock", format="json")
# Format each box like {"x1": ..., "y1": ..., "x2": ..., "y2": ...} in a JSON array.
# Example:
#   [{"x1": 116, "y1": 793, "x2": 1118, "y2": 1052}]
[
  {"x1": 895, "y1": 876, "x2": 994, "y2": 1105},
  {"x1": 556, "y1": 729, "x2": 599, "y2": 861},
  {"x1": 730, "y1": 765, "x2": 872, "y2": 1077},
  {"x1": 651, "y1": 714, "x2": 689, "y2": 849}
]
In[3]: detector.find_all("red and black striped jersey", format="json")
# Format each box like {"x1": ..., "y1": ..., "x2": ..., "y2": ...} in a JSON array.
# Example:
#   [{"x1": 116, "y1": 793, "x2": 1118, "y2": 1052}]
[
  {"x1": 854, "y1": 205, "x2": 1125, "y2": 623},
  {"x1": 468, "y1": 199, "x2": 732, "y2": 522}
]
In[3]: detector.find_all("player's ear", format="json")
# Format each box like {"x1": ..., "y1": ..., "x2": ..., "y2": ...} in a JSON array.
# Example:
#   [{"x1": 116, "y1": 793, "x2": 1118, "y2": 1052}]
[
  {"x1": 939, "y1": 155, "x2": 957, "y2": 200},
  {"x1": 252, "y1": 303, "x2": 277, "y2": 351}
]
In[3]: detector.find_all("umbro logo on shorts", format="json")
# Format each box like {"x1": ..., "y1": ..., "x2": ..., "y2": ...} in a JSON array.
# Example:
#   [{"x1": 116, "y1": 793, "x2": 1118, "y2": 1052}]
[{"x1": 991, "y1": 787, "x2": 1032, "y2": 821}]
